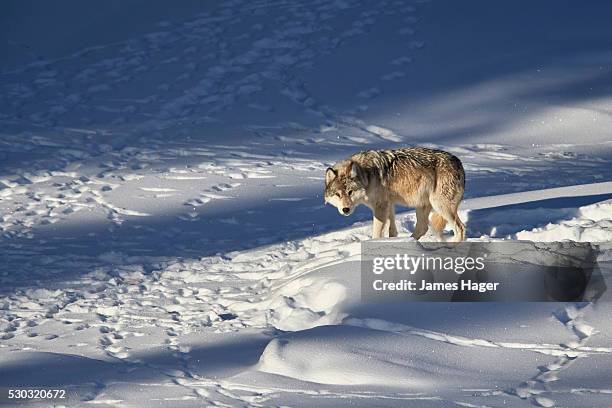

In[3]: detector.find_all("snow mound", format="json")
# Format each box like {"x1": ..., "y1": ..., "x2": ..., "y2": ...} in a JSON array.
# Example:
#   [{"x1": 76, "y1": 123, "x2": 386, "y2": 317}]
[
  {"x1": 256, "y1": 324, "x2": 547, "y2": 391},
  {"x1": 516, "y1": 200, "x2": 612, "y2": 241},
  {"x1": 266, "y1": 277, "x2": 348, "y2": 331}
]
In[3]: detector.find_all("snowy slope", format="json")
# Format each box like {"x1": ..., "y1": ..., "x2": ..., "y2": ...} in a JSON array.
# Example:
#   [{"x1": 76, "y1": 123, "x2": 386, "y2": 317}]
[
  {"x1": 2, "y1": 190, "x2": 612, "y2": 407},
  {"x1": 2, "y1": 0, "x2": 612, "y2": 407}
]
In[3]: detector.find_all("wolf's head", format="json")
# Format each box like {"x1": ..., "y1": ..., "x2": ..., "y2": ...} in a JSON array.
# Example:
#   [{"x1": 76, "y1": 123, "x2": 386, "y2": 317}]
[{"x1": 324, "y1": 160, "x2": 368, "y2": 216}]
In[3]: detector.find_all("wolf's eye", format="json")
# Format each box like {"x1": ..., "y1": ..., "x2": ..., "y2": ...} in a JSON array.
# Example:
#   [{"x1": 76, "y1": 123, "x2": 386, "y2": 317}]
[
  {"x1": 335, "y1": 192, "x2": 341, "y2": 197},
  {"x1": 348, "y1": 190, "x2": 353, "y2": 196}
]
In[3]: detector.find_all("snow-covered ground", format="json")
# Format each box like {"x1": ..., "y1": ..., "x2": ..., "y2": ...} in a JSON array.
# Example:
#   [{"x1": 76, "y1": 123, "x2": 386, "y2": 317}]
[{"x1": 1, "y1": 1, "x2": 612, "y2": 407}]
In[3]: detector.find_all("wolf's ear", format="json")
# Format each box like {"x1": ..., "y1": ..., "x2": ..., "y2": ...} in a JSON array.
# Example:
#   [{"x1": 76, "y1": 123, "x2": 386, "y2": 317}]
[
  {"x1": 325, "y1": 167, "x2": 337, "y2": 185},
  {"x1": 349, "y1": 161, "x2": 368, "y2": 186}
]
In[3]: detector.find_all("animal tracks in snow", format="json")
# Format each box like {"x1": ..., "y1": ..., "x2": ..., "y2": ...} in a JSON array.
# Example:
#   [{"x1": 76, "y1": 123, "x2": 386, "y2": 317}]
[{"x1": 2, "y1": 0, "x2": 612, "y2": 406}]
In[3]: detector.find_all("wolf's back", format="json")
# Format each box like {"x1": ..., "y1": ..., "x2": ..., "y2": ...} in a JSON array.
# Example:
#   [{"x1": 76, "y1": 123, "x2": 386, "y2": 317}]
[{"x1": 352, "y1": 147, "x2": 464, "y2": 188}]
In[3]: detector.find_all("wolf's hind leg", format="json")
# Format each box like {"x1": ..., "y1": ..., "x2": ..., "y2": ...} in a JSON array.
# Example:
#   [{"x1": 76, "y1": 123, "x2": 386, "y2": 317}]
[
  {"x1": 430, "y1": 201, "x2": 465, "y2": 242},
  {"x1": 372, "y1": 203, "x2": 391, "y2": 238},
  {"x1": 430, "y1": 211, "x2": 447, "y2": 240},
  {"x1": 412, "y1": 205, "x2": 431, "y2": 240},
  {"x1": 453, "y1": 212, "x2": 466, "y2": 242}
]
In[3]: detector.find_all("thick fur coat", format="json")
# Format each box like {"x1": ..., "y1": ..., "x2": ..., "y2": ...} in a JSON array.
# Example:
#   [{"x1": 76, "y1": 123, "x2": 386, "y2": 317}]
[{"x1": 324, "y1": 147, "x2": 465, "y2": 241}]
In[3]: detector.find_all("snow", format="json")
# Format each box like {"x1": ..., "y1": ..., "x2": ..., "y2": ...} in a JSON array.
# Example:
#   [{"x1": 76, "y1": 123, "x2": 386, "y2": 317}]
[{"x1": 1, "y1": 0, "x2": 612, "y2": 406}]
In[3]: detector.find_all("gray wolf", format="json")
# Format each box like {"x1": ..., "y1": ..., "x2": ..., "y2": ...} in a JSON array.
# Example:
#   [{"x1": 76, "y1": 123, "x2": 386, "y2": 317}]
[{"x1": 324, "y1": 147, "x2": 465, "y2": 241}]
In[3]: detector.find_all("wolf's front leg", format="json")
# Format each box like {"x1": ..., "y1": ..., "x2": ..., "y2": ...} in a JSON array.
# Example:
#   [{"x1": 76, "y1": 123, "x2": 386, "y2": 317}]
[
  {"x1": 389, "y1": 205, "x2": 398, "y2": 237},
  {"x1": 372, "y1": 203, "x2": 391, "y2": 238}
]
